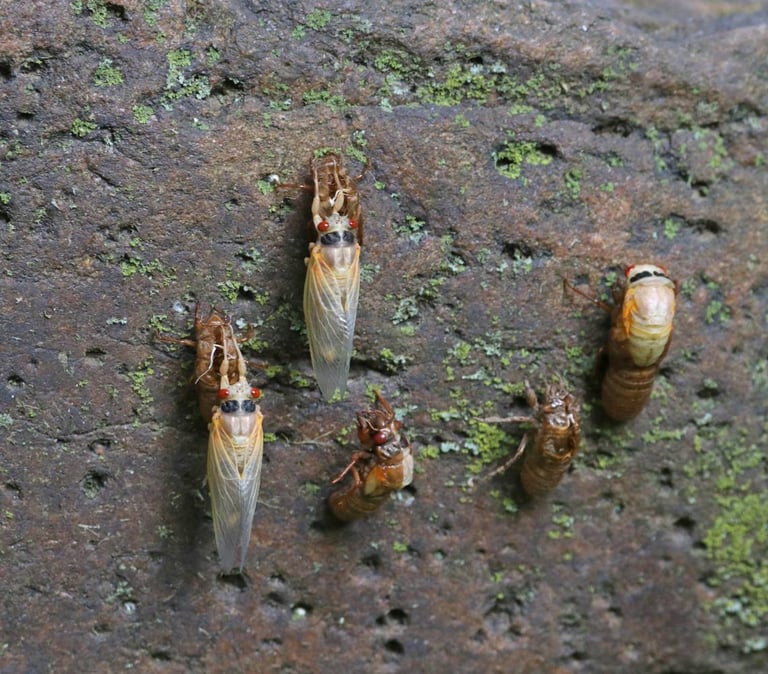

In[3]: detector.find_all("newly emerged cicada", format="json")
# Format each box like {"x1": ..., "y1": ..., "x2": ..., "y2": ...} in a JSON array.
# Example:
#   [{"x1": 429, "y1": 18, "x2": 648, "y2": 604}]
[
  {"x1": 566, "y1": 264, "x2": 677, "y2": 421},
  {"x1": 303, "y1": 152, "x2": 363, "y2": 400},
  {"x1": 328, "y1": 391, "x2": 414, "y2": 521},
  {"x1": 207, "y1": 335, "x2": 264, "y2": 573},
  {"x1": 485, "y1": 381, "x2": 581, "y2": 496},
  {"x1": 157, "y1": 304, "x2": 263, "y2": 572}
]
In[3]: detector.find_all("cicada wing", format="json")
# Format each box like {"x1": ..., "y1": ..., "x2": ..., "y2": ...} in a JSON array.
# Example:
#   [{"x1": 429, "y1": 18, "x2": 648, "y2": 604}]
[
  {"x1": 304, "y1": 244, "x2": 361, "y2": 400},
  {"x1": 207, "y1": 411, "x2": 264, "y2": 572}
]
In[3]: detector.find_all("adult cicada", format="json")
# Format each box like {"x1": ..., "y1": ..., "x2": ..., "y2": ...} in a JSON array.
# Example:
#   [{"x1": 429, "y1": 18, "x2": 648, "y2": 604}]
[
  {"x1": 566, "y1": 264, "x2": 677, "y2": 421},
  {"x1": 328, "y1": 391, "x2": 414, "y2": 521},
  {"x1": 303, "y1": 152, "x2": 363, "y2": 400},
  {"x1": 207, "y1": 335, "x2": 264, "y2": 573},
  {"x1": 157, "y1": 304, "x2": 263, "y2": 572},
  {"x1": 485, "y1": 381, "x2": 581, "y2": 496}
]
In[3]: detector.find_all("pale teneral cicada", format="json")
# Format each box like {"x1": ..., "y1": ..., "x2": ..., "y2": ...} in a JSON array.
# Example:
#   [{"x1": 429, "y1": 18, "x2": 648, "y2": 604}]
[
  {"x1": 157, "y1": 304, "x2": 263, "y2": 572},
  {"x1": 328, "y1": 391, "x2": 414, "y2": 521},
  {"x1": 303, "y1": 152, "x2": 363, "y2": 400},
  {"x1": 484, "y1": 380, "x2": 581, "y2": 496},
  {"x1": 566, "y1": 264, "x2": 677, "y2": 421}
]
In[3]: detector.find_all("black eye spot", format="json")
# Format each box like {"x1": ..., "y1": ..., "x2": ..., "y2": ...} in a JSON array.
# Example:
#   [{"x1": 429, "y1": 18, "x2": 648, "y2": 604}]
[
  {"x1": 342, "y1": 230, "x2": 356, "y2": 244},
  {"x1": 221, "y1": 400, "x2": 239, "y2": 413},
  {"x1": 629, "y1": 270, "x2": 653, "y2": 283},
  {"x1": 242, "y1": 400, "x2": 257, "y2": 413},
  {"x1": 320, "y1": 231, "x2": 341, "y2": 245}
]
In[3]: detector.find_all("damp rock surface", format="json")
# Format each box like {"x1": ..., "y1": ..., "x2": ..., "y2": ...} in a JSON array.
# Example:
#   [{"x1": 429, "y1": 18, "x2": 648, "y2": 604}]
[{"x1": 1, "y1": 1, "x2": 767, "y2": 672}]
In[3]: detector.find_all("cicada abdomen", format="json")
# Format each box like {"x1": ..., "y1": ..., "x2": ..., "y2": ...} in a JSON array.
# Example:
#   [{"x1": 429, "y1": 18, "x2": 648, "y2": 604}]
[
  {"x1": 206, "y1": 337, "x2": 264, "y2": 573},
  {"x1": 519, "y1": 382, "x2": 581, "y2": 497},
  {"x1": 304, "y1": 152, "x2": 362, "y2": 400},
  {"x1": 566, "y1": 264, "x2": 676, "y2": 421},
  {"x1": 603, "y1": 264, "x2": 676, "y2": 420},
  {"x1": 328, "y1": 391, "x2": 414, "y2": 521},
  {"x1": 484, "y1": 381, "x2": 580, "y2": 496}
]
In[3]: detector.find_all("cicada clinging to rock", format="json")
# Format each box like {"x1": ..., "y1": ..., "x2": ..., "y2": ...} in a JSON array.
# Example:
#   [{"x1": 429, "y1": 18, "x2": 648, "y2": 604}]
[
  {"x1": 303, "y1": 152, "x2": 363, "y2": 401},
  {"x1": 566, "y1": 263, "x2": 677, "y2": 421},
  {"x1": 485, "y1": 380, "x2": 581, "y2": 496},
  {"x1": 206, "y1": 332, "x2": 264, "y2": 573},
  {"x1": 327, "y1": 390, "x2": 414, "y2": 521}
]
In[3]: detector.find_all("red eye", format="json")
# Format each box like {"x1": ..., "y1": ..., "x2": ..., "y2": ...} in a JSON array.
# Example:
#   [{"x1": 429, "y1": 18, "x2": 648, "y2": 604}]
[
  {"x1": 250, "y1": 387, "x2": 262, "y2": 399},
  {"x1": 348, "y1": 219, "x2": 357, "y2": 229},
  {"x1": 373, "y1": 430, "x2": 389, "y2": 445},
  {"x1": 317, "y1": 220, "x2": 329, "y2": 232},
  {"x1": 624, "y1": 265, "x2": 635, "y2": 278},
  {"x1": 217, "y1": 388, "x2": 229, "y2": 399}
]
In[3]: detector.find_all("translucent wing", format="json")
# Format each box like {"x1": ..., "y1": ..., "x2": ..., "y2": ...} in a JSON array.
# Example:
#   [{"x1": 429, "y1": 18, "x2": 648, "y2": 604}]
[
  {"x1": 207, "y1": 408, "x2": 264, "y2": 572},
  {"x1": 304, "y1": 242, "x2": 361, "y2": 400}
]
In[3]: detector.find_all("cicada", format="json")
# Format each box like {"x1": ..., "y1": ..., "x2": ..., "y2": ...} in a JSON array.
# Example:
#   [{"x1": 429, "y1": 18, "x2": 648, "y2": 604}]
[
  {"x1": 328, "y1": 391, "x2": 414, "y2": 521},
  {"x1": 157, "y1": 304, "x2": 263, "y2": 572},
  {"x1": 566, "y1": 264, "x2": 677, "y2": 421},
  {"x1": 207, "y1": 336, "x2": 264, "y2": 573},
  {"x1": 303, "y1": 152, "x2": 363, "y2": 400},
  {"x1": 485, "y1": 381, "x2": 581, "y2": 496}
]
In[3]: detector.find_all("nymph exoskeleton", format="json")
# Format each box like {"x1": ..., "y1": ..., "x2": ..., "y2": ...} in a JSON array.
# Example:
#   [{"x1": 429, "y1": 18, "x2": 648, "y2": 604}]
[
  {"x1": 485, "y1": 381, "x2": 580, "y2": 496},
  {"x1": 327, "y1": 391, "x2": 414, "y2": 521}
]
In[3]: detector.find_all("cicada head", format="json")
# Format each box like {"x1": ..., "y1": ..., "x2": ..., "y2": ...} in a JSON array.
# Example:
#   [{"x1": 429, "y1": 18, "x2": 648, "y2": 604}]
[
  {"x1": 624, "y1": 263, "x2": 671, "y2": 287},
  {"x1": 313, "y1": 212, "x2": 358, "y2": 246},
  {"x1": 215, "y1": 376, "x2": 262, "y2": 437},
  {"x1": 356, "y1": 391, "x2": 401, "y2": 449}
]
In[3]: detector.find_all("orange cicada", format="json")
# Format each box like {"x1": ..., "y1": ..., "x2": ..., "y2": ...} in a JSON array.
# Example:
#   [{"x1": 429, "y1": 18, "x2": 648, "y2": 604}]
[
  {"x1": 485, "y1": 380, "x2": 581, "y2": 496},
  {"x1": 328, "y1": 391, "x2": 414, "y2": 521},
  {"x1": 566, "y1": 263, "x2": 677, "y2": 420},
  {"x1": 303, "y1": 152, "x2": 363, "y2": 400}
]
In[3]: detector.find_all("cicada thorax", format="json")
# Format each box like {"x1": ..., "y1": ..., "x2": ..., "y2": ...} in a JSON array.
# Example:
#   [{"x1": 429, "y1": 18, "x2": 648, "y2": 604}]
[
  {"x1": 620, "y1": 264, "x2": 676, "y2": 367},
  {"x1": 328, "y1": 391, "x2": 414, "y2": 521},
  {"x1": 304, "y1": 152, "x2": 363, "y2": 401},
  {"x1": 599, "y1": 264, "x2": 676, "y2": 421},
  {"x1": 206, "y1": 343, "x2": 264, "y2": 573},
  {"x1": 519, "y1": 384, "x2": 581, "y2": 497}
]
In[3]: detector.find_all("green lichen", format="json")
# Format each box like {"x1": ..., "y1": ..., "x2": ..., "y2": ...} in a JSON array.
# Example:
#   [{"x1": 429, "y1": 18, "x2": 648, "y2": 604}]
[
  {"x1": 162, "y1": 49, "x2": 210, "y2": 104},
  {"x1": 547, "y1": 504, "x2": 575, "y2": 540},
  {"x1": 93, "y1": 59, "x2": 124, "y2": 87},
  {"x1": 305, "y1": 9, "x2": 331, "y2": 30},
  {"x1": 120, "y1": 254, "x2": 176, "y2": 285},
  {"x1": 132, "y1": 104, "x2": 154, "y2": 124},
  {"x1": 71, "y1": 117, "x2": 97, "y2": 138},
  {"x1": 72, "y1": 0, "x2": 109, "y2": 27},
  {"x1": 378, "y1": 348, "x2": 411, "y2": 374},
  {"x1": 493, "y1": 133, "x2": 553, "y2": 182},
  {"x1": 125, "y1": 358, "x2": 155, "y2": 415},
  {"x1": 462, "y1": 420, "x2": 515, "y2": 476},
  {"x1": 393, "y1": 214, "x2": 427, "y2": 244},
  {"x1": 564, "y1": 167, "x2": 583, "y2": 200},
  {"x1": 302, "y1": 89, "x2": 348, "y2": 111}
]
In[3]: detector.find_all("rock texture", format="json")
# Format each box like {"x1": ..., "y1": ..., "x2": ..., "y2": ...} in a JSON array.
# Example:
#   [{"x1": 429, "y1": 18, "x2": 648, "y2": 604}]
[{"x1": 1, "y1": 1, "x2": 767, "y2": 672}]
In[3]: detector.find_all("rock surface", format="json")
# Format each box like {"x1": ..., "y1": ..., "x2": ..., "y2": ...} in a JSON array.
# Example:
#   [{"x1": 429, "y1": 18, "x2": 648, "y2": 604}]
[{"x1": 1, "y1": 1, "x2": 767, "y2": 671}]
